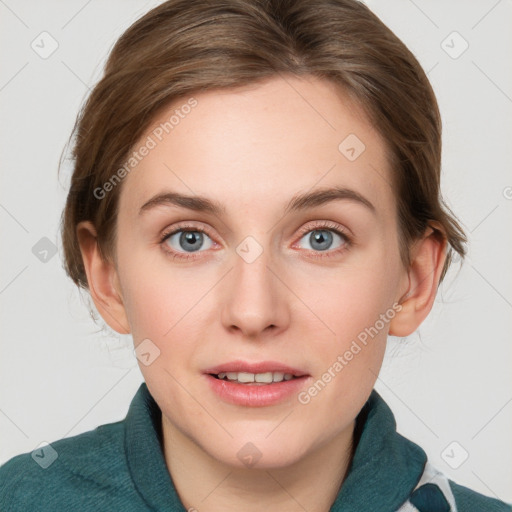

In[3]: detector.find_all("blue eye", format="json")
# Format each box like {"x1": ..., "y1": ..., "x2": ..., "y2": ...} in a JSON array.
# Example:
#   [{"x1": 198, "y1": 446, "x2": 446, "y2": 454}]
[
  {"x1": 164, "y1": 230, "x2": 214, "y2": 253},
  {"x1": 298, "y1": 229, "x2": 348, "y2": 252}
]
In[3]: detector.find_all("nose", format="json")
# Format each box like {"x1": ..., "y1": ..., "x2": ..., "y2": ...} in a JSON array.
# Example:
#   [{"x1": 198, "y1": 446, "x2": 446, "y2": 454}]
[{"x1": 221, "y1": 246, "x2": 290, "y2": 339}]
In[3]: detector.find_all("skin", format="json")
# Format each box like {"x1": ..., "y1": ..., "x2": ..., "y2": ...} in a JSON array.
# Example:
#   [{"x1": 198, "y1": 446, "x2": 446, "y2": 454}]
[{"x1": 78, "y1": 75, "x2": 447, "y2": 511}]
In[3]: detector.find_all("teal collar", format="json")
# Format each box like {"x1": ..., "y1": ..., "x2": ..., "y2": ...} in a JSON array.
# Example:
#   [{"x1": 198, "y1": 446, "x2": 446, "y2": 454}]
[
  {"x1": 124, "y1": 383, "x2": 184, "y2": 511},
  {"x1": 331, "y1": 390, "x2": 427, "y2": 510},
  {"x1": 124, "y1": 383, "x2": 426, "y2": 511}
]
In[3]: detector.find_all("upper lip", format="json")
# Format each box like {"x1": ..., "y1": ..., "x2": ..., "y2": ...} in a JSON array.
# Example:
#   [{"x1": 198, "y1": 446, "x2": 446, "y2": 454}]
[{"x1": 204, "y1": 360, "x2": 309, "y2": 377}]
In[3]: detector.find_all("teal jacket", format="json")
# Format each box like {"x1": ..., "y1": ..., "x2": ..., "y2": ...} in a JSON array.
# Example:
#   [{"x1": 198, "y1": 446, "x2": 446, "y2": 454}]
[{"x1": 1, "y1": 383, "x2": 510, "y2": 511}]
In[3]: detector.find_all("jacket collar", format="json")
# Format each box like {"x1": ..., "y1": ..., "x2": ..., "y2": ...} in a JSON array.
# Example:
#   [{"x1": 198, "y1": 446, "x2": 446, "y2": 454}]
[
  {"x1": 124, "y1": 383, "x2": 183, "y2": 510},
  {"x1": 331, "y1": 389, "x2": 427, "y2": 511},
  {"x1": 124, "y1": 383, "x2": 426, "y2": 511}
]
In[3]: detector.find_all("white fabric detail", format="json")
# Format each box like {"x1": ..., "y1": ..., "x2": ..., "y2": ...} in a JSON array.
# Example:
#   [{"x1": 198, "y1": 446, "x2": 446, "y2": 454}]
[
  {"x1": 395, "y1": 460, "x2": 458, "y2": 512},
  {"x1": 396, "y1": 501, "x2": 419, "y2": 512}
]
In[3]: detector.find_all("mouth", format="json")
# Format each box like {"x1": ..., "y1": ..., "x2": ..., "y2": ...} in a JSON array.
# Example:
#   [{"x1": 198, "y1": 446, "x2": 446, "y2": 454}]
[
  {"x1": 204, "y1": 361, "x2": 308, "y2": 383},
  {"x1": 203, "y1": 361, "x2": 311, "y2": 407},
  {"x1": 209, "y1": 371, "x2": 300, "y2": 385}
]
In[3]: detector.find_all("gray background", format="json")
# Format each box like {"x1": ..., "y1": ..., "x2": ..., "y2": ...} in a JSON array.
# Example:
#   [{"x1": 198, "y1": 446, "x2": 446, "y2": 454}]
[{"x1": 1, "y1": 0, "x2": 511, "y2": 502}]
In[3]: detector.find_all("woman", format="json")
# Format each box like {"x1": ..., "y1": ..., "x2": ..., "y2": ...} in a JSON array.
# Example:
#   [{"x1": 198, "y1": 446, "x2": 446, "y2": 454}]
[{"x1": 1, "y1": 0, "x2": 510, "y2": 510}]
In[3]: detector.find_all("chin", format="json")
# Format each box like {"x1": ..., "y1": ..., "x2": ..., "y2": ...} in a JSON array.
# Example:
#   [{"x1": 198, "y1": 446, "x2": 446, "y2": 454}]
[{"x1": 204, "y1": 436, "x2": 309, "y2": 470}]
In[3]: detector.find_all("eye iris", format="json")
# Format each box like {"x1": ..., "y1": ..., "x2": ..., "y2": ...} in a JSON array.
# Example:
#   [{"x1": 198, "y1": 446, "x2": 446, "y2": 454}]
[
  {"x1": 310, "y1": 230, "x2": 332, "y2": 251},
  {"x1": 180, "y1": 231, "x2": 203, "y2": 252}
]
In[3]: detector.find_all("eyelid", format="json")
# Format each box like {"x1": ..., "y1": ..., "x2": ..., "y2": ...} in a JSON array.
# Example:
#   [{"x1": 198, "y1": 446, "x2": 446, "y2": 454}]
[
  {"x1": 292, "y1": 220, "x2": 353, "y2": 246},
  {"x1": 159, "y1": 222, "x2": 220, "y2": 261},
  {"x1": 290, "y1": 221, "x2": 353, "y2": 260},
  {"x1": 160, "y1": 222, "x2": 217, "y2": 244}
]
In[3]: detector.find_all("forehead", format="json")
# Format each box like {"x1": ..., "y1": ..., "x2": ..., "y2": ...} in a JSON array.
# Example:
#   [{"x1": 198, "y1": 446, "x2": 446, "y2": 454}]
[{"x1": 119, "y1": 75, "x2": 395, "y2": 222}]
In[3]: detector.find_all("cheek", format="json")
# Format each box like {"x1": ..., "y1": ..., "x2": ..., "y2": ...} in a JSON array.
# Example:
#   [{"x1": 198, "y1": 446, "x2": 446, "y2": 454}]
[
  {"x1": 116, "y1": 242, "x2": 195, "y2": 341},
  {"x1": 301, "y1": 259, "x2": 399, "y2": 340},
  {"x1": 294, "y1": 252, "x2": 400, "y2": 382},
  {"x1": 294, "y1": 270, "x2": 396, "y2": 423}
]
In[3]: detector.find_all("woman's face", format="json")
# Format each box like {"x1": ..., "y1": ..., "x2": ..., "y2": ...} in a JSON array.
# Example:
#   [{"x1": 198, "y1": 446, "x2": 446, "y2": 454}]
[{"x1": 114, "y1": 75, "x2": 409, "y2": 468}]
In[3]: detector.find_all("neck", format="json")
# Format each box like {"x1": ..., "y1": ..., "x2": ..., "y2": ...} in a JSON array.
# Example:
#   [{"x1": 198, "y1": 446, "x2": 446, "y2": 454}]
[{"x1": 161, "y1": 417, "x2": 356, "y2": 512}]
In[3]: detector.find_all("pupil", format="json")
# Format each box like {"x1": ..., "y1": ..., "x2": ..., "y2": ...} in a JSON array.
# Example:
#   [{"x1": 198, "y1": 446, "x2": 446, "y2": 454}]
[
  {"x1": 180, "y1": 231, "x2": 203, "y2": 252},
  {"x1": 310, "y1": 230, "x2": 332, "y2": 251}
]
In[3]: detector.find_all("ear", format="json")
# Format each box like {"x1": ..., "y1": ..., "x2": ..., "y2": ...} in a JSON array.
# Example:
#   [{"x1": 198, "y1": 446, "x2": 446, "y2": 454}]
[
  {"x1": 76, "y1": 221, "x2": 130, "y2": 334},
  {"x1": 389, "y1": 224, "x2": 447, "y2": 337}
]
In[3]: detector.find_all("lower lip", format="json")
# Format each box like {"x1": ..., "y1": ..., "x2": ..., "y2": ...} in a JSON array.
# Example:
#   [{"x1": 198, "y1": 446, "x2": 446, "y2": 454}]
[{"x1": 204, "y1": 374, "x2": 310, "y2": 407}]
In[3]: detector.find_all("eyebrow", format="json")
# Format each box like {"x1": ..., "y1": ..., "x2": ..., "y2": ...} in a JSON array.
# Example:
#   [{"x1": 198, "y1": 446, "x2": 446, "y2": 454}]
[
  {"x1": 138, "y1": 186, "x2": 376, "y2": 217},
  {"x1": 285, "y1": 186, "x2": 376, "y2": 215}
]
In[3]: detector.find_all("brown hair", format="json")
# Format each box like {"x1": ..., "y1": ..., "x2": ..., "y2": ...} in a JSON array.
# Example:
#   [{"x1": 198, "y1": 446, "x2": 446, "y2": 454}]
[{"x1": 61, "y1": 0, "x2": 466, "y2": 289}]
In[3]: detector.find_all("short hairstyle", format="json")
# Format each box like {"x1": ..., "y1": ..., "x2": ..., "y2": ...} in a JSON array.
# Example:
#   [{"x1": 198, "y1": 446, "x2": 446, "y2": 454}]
[{"x1": 61, "y1": 0, "x2": 467, "y2": 289}]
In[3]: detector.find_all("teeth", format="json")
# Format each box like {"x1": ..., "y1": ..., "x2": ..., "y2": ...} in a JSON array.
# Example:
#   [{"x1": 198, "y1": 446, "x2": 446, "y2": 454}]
[
  {"x1": 215, "y1": 371, "x2": 297, "y2": 384},
  {"x1": 255, "y1": 372, "x2": 272, "y2": 383},
  {"x1": 238, "y1": 372, "x2": 255, "y2": 383}
]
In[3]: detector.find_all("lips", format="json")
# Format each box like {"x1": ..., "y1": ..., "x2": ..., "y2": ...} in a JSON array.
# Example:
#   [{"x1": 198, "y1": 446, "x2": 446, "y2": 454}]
[
  {"x1": 203, "y1": 360, "x2": 309, "y2": 378},
  {"x1": 203, "y1": 360, "x2": 311, "y2": 406}
]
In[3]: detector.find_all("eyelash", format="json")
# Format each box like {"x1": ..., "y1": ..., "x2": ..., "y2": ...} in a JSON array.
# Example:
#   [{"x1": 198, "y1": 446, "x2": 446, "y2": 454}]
[
  {"x1": 294, "y1": 221, "x2": 352, "y2": 259},
  {"x1": 159, "y1": 221, "x2": 353, "y2": 262}
]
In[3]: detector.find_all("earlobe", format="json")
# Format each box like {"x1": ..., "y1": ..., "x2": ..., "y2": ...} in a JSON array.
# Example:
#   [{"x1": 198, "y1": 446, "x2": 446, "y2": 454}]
[
  {"x1": 389, "y1": 225, "x2": 447, "y2": 337},
  {"x1": 76, "y1": 221, "x2": 131, "y2": 334}
]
